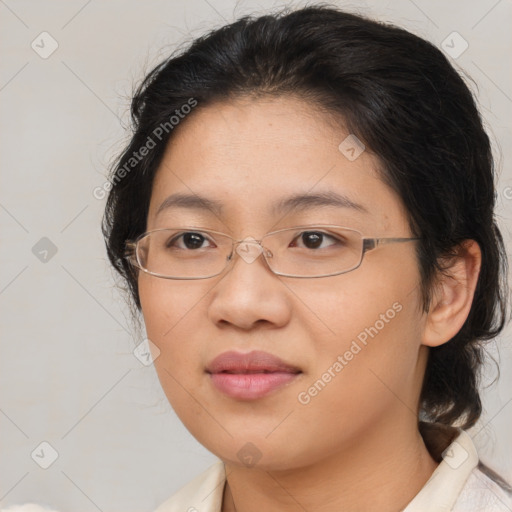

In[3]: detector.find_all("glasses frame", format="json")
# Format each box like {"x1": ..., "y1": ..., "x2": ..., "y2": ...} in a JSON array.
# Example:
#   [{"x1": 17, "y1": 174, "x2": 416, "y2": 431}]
[{"x1": 124, "y1": 225, "x2": 420, "y2": 280}]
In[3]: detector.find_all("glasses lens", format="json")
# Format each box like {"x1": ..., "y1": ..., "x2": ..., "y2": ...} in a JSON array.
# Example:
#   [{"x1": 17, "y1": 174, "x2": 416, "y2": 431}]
[
  {"x1": 136, "y1": 228, "x2": 232, "y2": 278},
  {"x1": 263, "y1": 226, "x2": 363, "y2": 277},
  {"x1": 134, "y1": 226, "x2": 364, "y2": 279}
]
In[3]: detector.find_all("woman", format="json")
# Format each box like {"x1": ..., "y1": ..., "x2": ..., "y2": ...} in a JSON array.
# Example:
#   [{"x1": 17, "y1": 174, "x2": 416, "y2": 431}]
[{"x1": 102, "y1": 5, "x2": 511, "y2": 511}]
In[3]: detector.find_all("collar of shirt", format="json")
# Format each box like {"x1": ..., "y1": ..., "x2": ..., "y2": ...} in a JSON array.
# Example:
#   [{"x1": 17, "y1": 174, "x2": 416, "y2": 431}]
[{"x1": 153, "y1": 429, "x2": 481, "y2": 512}]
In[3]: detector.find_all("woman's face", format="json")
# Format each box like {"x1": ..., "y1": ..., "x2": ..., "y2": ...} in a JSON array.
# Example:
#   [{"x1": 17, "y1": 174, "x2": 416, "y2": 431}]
[{"x1": 138, "y1": 96, "x2": 428, "y2": 470}]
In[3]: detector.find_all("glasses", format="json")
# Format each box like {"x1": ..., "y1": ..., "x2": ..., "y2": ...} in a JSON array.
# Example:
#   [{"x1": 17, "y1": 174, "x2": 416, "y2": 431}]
[{"x1": 124, "y1": 225, "x2": 419, "y2": 280}]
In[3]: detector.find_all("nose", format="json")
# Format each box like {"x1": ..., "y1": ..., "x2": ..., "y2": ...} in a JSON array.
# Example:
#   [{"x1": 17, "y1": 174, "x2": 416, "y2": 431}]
[{"x1": 207, "y1": 237, "x2": 291, "y2": 331}]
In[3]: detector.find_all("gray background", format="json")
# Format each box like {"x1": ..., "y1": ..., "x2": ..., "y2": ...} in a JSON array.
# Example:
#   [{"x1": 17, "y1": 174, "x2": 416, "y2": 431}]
[{"x1": 1, "y1": 0, "x2": 511, "y2": 510}]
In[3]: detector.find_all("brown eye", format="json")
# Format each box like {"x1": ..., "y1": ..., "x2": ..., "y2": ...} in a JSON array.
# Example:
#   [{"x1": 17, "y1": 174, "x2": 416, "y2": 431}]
[
  {"x1": 291, "y1": 231, "x2": 340, "y2": 250},
  {"x1": 167, "y1": 232, "x2": 214, "y2": 250}
]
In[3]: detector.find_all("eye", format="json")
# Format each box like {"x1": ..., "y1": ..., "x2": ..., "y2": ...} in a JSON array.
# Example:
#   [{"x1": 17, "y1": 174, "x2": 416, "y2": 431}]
[
  {"x1": 290, "y1": 230, "x2": 342, "y2": 250},
  {"x1": 166, "y1": 231, "x2": 216, "y2": 250}
]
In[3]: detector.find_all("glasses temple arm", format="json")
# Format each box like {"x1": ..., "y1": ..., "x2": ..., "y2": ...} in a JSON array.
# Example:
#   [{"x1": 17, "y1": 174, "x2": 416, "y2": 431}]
[{"x1": 362, "y1": 237, "x2": 420, "y2": 253}]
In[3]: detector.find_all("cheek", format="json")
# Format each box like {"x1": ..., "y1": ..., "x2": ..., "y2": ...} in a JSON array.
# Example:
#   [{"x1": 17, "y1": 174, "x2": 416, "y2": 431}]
[
  {"x1": 138, "y1": 275, "x2": 208, "y2": 381},
  {"x1": 300, "y1": 251, "x2": 423, "y2": 379},
  {"x1": 138, "y1": 277, "x2": 235, "y2": 450},
  {"x1": 139, "y1": 274, "x2": 205, "y2": 338},
  {"x1": 287, "y1": 280, "x2": 423, "y2": 454}
]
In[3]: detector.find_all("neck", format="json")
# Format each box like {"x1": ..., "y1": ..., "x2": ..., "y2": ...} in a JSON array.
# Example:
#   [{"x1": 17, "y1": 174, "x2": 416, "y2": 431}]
[{"x1": 221, "y1": 414, "x2": 440, "y2": 512}]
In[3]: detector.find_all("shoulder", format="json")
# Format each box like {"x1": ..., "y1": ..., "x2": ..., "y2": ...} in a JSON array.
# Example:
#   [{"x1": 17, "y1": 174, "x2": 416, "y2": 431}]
[
  {"x1": 452, "y1": 466, "x2": 512, "y2": 512},
  {"x1": 153, "y1": 460, "x2": 226, "y2": 512}
]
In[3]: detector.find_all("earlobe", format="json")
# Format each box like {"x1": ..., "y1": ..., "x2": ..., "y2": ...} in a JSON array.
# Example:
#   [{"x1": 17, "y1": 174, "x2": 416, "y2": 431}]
[{"x1": 421, "y1": 240, "x2": 482, "y2": 348}]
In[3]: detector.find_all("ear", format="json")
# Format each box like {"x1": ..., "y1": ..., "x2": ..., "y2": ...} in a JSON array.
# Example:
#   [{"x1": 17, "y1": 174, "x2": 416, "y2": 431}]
[{"x1": 421, "y1": 240, "x2": 482, "y2": 347}]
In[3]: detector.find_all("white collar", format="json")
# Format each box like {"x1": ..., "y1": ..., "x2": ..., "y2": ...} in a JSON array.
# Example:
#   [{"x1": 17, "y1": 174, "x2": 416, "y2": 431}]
[{"x1": 403, "y1": 429, "x2": 479, "y2": 511}]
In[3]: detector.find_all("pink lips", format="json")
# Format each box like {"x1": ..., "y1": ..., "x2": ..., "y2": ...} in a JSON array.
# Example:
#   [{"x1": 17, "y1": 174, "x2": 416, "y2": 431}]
[{"x1": 205, "y1": 350, "x2": 302, "y2": 400}]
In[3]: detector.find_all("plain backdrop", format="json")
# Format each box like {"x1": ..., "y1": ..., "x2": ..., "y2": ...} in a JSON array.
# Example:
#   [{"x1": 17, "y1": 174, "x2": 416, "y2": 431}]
[{"x1": 1, "y1": 0, "x2": 511, "y2": 510}]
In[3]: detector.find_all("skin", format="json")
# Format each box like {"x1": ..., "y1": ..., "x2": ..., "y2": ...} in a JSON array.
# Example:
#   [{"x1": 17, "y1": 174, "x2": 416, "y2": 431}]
[{"x1": 137, "y1": 95, "x2": 481, "y2": 512}]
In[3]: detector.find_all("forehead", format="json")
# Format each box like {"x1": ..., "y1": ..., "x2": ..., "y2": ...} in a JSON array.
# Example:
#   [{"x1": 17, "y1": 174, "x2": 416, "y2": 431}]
[{"x1": 147, "y1": 96, "x2": 410, "y2": 234}]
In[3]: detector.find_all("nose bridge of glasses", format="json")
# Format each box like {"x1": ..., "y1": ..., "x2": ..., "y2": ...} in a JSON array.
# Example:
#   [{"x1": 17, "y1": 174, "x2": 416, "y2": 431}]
[{"x1": 232, "y1": 237, "x2": 274, "y2": 264}]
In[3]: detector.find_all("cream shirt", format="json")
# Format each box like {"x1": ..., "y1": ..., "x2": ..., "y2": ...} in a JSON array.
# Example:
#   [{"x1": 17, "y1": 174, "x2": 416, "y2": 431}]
[{"x1": 154, "y1": 430, "x2": 511, "y2": 512}]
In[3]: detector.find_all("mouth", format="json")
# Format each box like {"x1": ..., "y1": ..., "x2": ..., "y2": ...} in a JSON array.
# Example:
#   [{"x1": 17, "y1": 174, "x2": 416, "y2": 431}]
[
  {"x1": 218, "y1": 369, "x2": 291, "y2": 374},
  {"x1": 205, "y1": 350, "x2": 302, "y2": 400}
]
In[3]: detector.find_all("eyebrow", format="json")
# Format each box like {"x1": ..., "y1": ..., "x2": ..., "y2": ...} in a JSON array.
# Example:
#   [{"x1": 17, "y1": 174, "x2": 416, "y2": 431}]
[{"x1": 155, "y1": 190, "x2": 368, "y2": 218}]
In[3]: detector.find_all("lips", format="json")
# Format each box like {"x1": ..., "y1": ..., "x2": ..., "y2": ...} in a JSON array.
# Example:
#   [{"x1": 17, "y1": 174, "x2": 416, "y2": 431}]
[
  {"x1": 206, "y1": 350, "x2": 301, "y2": 374},
  {"x1": 206, "y1": 350, "x2": 302, "y2": 400}
]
